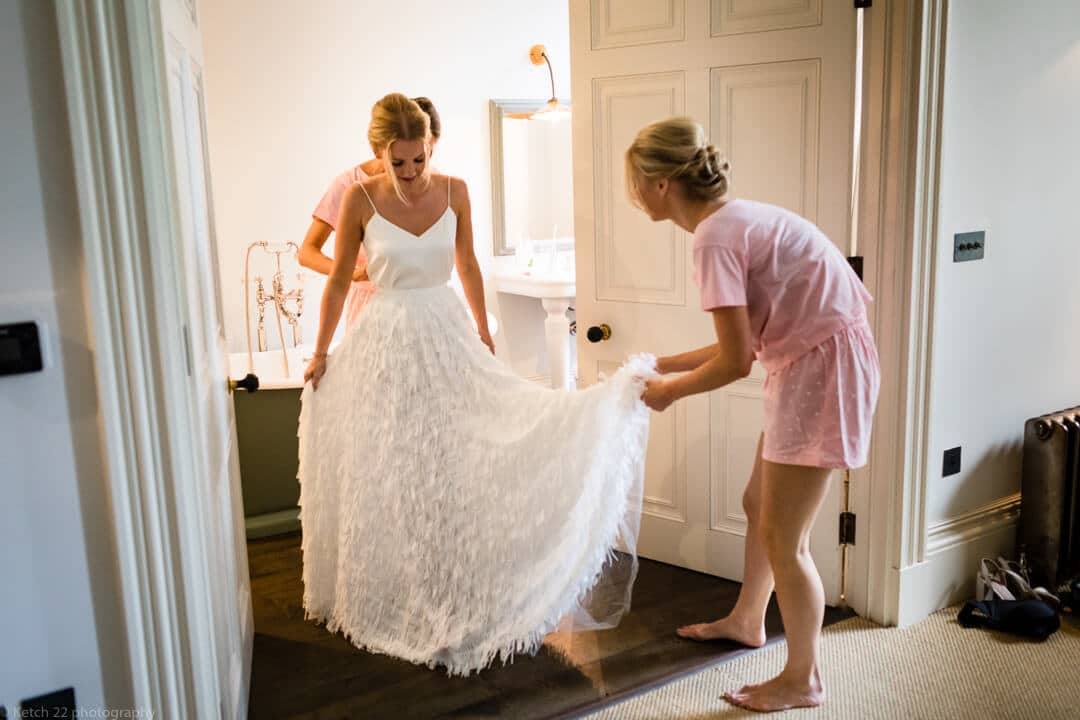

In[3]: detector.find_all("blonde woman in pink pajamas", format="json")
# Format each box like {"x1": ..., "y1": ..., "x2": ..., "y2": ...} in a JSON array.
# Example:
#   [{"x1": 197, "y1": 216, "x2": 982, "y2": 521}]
[
  {"x1": 628, "y1": 118, "x2": 880, "y2": 713},
  {"x1": 298, "y1": 97, "x2": 441, "y2": 329}
]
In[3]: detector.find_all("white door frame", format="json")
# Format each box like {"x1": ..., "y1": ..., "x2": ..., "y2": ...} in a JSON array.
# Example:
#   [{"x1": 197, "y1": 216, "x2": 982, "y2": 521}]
[
  {"x1": 850, "y1": 0, "x2": 947, "y2": 624},
  {"x1": 56, "y1": 1, "x2": 234, "y2": 716},
  {"x1": 53, "y1": 0, "x2": 944, "y2": 710}
]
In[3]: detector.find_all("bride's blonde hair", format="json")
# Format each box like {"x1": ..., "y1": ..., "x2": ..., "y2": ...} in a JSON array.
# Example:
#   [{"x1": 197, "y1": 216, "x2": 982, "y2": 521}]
[{"x1": 368, "y1": 93, "x2": 432, "y2": 203}]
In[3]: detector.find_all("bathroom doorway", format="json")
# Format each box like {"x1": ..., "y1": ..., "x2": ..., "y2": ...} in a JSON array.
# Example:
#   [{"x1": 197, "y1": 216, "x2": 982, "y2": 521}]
[{"x1": 56, "y1": 0, "x2": 925, "y2": 715}]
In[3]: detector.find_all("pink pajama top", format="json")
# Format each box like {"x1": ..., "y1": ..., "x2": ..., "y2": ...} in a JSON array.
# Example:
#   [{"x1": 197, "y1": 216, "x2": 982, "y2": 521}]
[
  {"x1": 692, "y1": 199, "x2": 871, "y2": 373},
  {"x1": 312, "y1": 164, "x2": 375, "y2": 328}
]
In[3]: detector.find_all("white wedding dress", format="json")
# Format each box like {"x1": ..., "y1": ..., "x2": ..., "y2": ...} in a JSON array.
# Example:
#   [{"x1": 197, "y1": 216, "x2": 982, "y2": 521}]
[{"x1": 297, "y1": 179, "x2": 652, "y2": 675}]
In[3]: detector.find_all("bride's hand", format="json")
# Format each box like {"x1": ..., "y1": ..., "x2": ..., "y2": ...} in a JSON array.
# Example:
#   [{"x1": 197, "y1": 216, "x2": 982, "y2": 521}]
[
  {"x1": 479, "y1": 331, "x2": 495, "y2": 355},
  {"x1": 304, "y1": 354, "x2": 328, "y2": 390}
]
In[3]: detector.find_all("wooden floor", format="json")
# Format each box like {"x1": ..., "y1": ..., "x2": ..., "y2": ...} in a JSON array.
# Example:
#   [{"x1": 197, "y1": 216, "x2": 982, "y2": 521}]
[{"x1": 247, "y1": 532, "x2": 852, "y2": 719}]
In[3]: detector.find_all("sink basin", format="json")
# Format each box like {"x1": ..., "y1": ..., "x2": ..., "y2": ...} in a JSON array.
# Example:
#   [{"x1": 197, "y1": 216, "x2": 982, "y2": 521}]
[{"x1": 494, "y1": 271, "x2": 575, "y2": 299}]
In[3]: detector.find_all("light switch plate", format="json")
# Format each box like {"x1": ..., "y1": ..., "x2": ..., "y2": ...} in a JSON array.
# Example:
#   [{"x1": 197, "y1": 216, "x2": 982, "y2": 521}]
[{"x1": 954, "y1": 231, "x2": 985, "y2": 262}]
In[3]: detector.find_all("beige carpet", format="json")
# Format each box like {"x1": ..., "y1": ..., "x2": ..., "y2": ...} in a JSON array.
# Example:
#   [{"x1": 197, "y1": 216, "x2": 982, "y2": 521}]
[{"x1": 584, "y1": 607, "x2": 1080, "y2": 719}]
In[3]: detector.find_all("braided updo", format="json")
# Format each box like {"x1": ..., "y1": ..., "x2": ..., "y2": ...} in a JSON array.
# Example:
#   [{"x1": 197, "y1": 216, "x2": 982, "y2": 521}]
[{"x1": 625, "y1": 117, "x2": 730, "y2": 203}]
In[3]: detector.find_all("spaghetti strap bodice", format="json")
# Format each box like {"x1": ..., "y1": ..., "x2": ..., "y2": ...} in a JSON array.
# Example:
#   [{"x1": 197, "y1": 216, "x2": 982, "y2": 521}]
[{"x1": 356, "y1": 179, "x2": 456, "y2": 290}]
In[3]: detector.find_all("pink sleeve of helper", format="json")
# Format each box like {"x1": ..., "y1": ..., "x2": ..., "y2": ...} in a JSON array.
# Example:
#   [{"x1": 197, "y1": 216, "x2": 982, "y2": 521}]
[
  {"x1": 312, "y1": 174, "x2": 348, "y2": 230},
  {"x1": 694, "y1": 244, "x2": 748, "y2": 310}
]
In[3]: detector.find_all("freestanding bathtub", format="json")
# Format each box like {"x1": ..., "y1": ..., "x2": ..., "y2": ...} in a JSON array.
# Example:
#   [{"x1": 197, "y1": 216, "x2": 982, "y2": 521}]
[{"x1": 229, "y1": 348, "x2": 313, "y2": 539}]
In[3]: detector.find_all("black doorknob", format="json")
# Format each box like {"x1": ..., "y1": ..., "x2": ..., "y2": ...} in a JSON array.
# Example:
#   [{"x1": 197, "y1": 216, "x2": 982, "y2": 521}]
[
  {"x1": 229, "y1": 373, "x2": 260, "y2": 393},
  {"x1": 586, "y1": 324, "x2": 612, "y2": 343}
]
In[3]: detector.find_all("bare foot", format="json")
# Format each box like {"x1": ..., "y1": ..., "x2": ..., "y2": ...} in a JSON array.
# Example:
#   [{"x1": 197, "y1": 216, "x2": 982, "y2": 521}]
[
  {"x1": 676, "y1": 616, "x2": 766, "y2": 647},
  {"x1": 722, "y1": 670, "x2": 825, "y2": 713}
]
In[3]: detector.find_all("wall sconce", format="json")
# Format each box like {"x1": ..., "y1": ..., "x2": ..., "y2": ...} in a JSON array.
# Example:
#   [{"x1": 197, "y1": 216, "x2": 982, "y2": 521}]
[{"x1": 507, "y1": 44, "x2": 570, "y2": 120}]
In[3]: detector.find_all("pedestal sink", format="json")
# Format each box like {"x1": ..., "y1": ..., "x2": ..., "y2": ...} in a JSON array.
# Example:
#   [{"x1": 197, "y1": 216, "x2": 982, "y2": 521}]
[{"x1": 494, "y1": 270, "x2": 576, "y2": 389}]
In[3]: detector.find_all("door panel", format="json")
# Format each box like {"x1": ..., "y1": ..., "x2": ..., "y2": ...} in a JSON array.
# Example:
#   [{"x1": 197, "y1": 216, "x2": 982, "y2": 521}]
[
  {"x1": 591, "y1": 0, "x2": 686, "y2": 50},
  {"x1": 710, "y1": 60, "x2": 821, "y2": 221},
  {"x1": 593, "y1": 72, "x2": 687, "y2": 304},
  {"x1": 710, "y1": 0, "x2": 822, "y2": 36}
]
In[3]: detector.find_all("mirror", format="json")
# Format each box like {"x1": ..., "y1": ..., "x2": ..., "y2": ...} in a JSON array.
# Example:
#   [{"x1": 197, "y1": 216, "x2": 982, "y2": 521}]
[{"x1": 489, "y1": 99, "x2": 574, "y2": 256}]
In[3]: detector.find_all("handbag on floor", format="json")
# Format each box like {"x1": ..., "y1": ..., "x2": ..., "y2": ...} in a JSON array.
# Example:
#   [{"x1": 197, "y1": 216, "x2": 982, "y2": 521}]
[{"x1": 957, "y1": 599, "x2": 1060, "y2": 640}]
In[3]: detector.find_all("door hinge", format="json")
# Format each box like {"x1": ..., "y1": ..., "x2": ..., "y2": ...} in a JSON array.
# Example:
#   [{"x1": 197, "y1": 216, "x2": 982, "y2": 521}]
[
  {"x1": 839, "y1": 511, "x2": 857, "y2": 546},
  {"x1": 847, "y1": 255, "x2": 864, "y2": 282},
  {"x1": 855, "y1": 0, "x2": 872, "y2": 8}
]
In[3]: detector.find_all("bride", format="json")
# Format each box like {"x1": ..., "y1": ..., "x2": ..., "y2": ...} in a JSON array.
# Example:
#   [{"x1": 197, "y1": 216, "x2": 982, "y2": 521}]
[{"x1": 299, "y1": 93, "x2": 652, "y2": 675}]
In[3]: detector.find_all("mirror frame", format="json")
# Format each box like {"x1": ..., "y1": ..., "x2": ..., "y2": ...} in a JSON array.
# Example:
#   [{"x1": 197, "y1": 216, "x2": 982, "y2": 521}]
[{"x1": 488, "y1": 98, "x2": 571, "y2": 257}]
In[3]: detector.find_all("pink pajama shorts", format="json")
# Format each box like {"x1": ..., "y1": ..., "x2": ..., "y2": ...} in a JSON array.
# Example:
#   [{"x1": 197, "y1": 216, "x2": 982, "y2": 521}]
[
  {"x1": 343, "y1": 281, "x2": 377, "y2": 330},
  {"x1": 762, "y1": 319, "x2": 880, "y2": 469}
]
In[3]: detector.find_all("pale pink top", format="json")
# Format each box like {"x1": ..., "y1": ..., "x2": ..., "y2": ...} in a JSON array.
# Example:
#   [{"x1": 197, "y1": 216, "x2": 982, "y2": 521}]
[
  {"x1": 313, "y1": 163, "x2": 368, "y2": 229},
  {"x1": 313, "y1": 164, "x2": 371, "y2": 328},
  {"x1": 692, "y1": 199, "x2": 872, "y2": 373},
  {"x1": 313, "y1": 163, "x2": 370, "y2": 265}
]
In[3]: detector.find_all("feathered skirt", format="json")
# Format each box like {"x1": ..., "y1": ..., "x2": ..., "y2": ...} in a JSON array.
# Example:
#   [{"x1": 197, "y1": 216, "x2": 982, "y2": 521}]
[{"x1": 298, "y1": 285, "x2": 652, "y2": 675}]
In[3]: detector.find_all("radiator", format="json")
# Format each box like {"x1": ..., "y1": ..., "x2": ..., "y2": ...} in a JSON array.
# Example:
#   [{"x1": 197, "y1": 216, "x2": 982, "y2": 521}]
[{"x1": 1018, "y1": 407, "x2": 1080, "y2": 587}]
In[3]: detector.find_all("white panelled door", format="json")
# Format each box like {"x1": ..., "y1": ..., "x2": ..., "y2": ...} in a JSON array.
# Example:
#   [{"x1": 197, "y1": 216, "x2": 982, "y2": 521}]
[
  {"x1": 160, "y1": 0, "x2": 253, "y2": 715},
  {"x1": 570, "y1": 0, "x2": 856, "y2": 603}
]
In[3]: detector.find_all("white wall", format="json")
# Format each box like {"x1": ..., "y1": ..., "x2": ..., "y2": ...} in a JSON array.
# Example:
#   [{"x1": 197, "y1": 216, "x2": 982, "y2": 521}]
[
  {"x1": 926, "y1": 0, "x2": 1080, "y2": 526},
  {"x1": 0, "y1": 1, "x2": 131, "y2": 713},
  {"x1": 199, "y1": 0, "x2": 570, "y2": 377}
]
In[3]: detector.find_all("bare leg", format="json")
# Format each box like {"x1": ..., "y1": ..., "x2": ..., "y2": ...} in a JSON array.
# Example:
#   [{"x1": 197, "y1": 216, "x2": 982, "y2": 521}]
[
  {"x1": 723, "y1": 460, "x2": 832, "y2": 712},
  {"x1": 677, "y1": 436, "x2": 770, "y2": 648}
]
